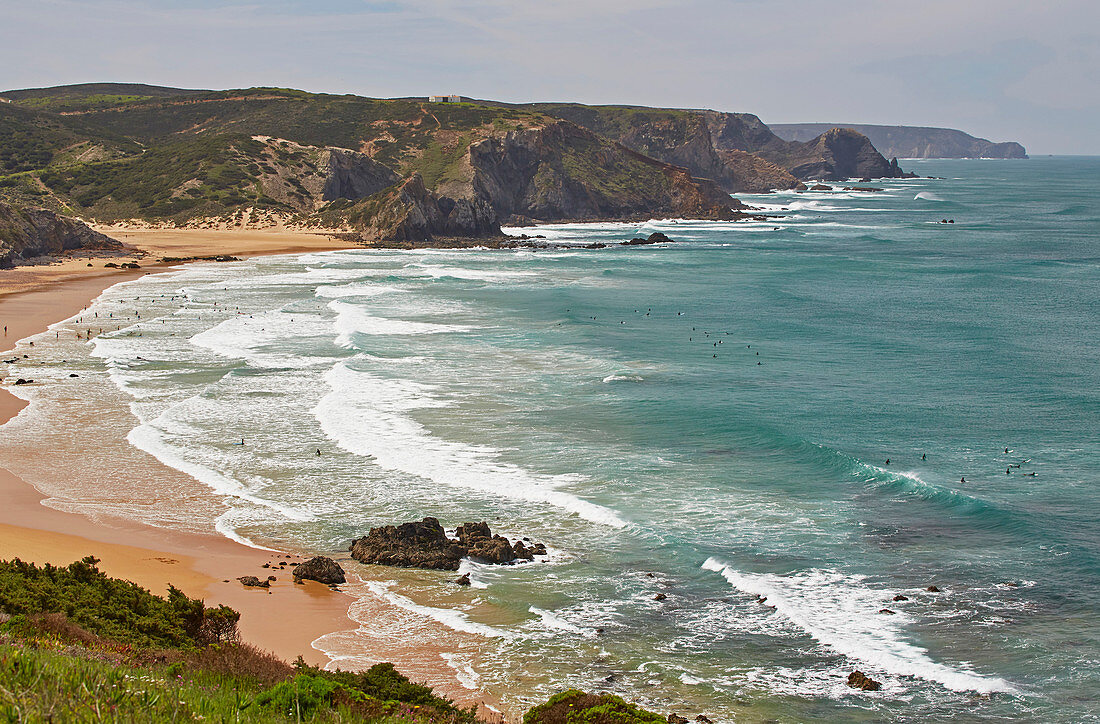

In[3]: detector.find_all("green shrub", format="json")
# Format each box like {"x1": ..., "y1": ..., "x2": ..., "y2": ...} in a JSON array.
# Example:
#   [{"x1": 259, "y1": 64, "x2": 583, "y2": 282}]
[
  {"x1": 524, "y1": 690, "x2": 665, "y2": 724},
  {"x1": 249, "y1": 672, "x2": 365, "y2": 717},
  {"x1": 0, "y1": 556, "x2": 239, "y2": 649}
]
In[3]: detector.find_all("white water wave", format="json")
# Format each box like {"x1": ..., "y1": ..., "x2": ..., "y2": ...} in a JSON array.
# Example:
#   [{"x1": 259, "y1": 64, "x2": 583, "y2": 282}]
[
  {"x1": 364, "y1": 581, "x2": 510, "y2": 639},
  {"x1": 701, "y1": 558, "x2": 1015, "y2": 694},
  {"x1": 313, "y1": 362, "x2": 628, "y2": 528},
  {"x1": 329, "y1": 300, "x2": 473, "y2": 347}
]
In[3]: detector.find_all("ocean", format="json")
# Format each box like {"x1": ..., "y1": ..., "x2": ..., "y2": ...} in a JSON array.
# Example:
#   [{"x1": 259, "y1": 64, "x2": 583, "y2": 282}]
[{"x1": 2, "y1": 157, "x2": 1098, "y2": 722}]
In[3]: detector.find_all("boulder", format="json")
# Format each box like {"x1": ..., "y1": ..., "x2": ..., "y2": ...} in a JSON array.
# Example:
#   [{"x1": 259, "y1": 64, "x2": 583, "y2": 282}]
[
  {"x1": 237, "y1": 576, "x2": 269, "y2": 589},
  {"x1": 926, "y1": 585, "x2": 941, "y2": 592},
  {"x1": 468, "y1": 536, "x2": 519, "y2": 564},
  {"x1": 810, "y1": 184, "x2": 832, "y2": 191},
  {"x1": 893, "y1": 594, "x2": 908, "y2": 601},
  {"x1": 847, "y1": 671, "x2": 881, "y2": 691},
  {"x1": 350, "y1": 517, "x2": 466, "y2": 570},
  {"x1": 455, "y1": 573, "x2": 471, "y2": 586},
  {"x1": 349, "y1": 517, "x2": 546, "y2": 571},
  {"x1": 293, "y1": 556, "x2": 346, "y2": 585},
  {"x1": 621, "y1": 232, "x2": 675, "y2": 246},
  {"x1": 668, "y1": 715, "x2": 688, "y2": 724}
]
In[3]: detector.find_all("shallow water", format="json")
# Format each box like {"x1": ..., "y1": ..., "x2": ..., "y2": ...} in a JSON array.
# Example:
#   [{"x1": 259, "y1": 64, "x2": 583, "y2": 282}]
[{"x1": 2, "y1": 157, "x2": 1098, "y2": 722}]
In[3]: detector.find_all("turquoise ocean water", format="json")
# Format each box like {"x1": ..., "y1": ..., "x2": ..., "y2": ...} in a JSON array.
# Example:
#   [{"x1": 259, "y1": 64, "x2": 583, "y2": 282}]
[{"x1": 1, "y1": 157, "x2": 1097, "y2": 721}]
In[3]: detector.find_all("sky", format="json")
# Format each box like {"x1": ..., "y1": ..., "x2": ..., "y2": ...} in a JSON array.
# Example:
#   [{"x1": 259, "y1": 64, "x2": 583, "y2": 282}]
[{"x1": 2, "y1": 0, "x2": 1098, "y2": 154}]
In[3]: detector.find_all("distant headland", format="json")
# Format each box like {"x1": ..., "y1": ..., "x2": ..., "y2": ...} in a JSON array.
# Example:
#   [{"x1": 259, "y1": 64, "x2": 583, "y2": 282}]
[{"x1": 769, "y1": 123, "x2": 1027, "y2": 159}]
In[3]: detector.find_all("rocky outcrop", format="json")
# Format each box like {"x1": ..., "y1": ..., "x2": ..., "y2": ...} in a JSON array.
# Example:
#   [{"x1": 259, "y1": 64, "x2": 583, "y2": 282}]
[
  {"x1": 467, "y1": 121, "x2": 741, "y2": 223},
  {"x1": 769, "y1": 123, "x2": 1028, "y2": 159},
  {"x1": 699, "y1": 111, "x2": 911, "y2": 181},
  {"x1": 530, "y1": 105, "x2": 800, "y2": 193},
  {"x1": 292, "y1": 556, "x2": 346, "y2": 585},
  {"x1": 0, "y1": 201, "x2": 123, "y2": 268},
  {"x1": 337, "y1": 174, "x2": 500, "y2": 243},
  {"x1": 780, "y1": 128, "x2": 901, "y2": 180},
  {"x1": 847, "y1": 671, "x2": 882, "y2": 691},
  {"x1": 622, "y1": 232, "x2": 674, "y2": 246},
  {"x1": 714, "y1": 149, "x2": 801, "y2": 192},
  {"x1": 236, "y1": 576, "x2": 269, "y2": 589},
  {"x1": 320, "y1": 148, "x2": 400, "y2": 202},
  {"x1": 349, "y1": 517, "x2": 546, "y2": 571}
]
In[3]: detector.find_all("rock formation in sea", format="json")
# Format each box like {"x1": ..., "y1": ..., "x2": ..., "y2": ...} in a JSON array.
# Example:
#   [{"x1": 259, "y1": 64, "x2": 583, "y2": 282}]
[{"x1": 349, "y1": 517, "x2": 546, "y2": 571}]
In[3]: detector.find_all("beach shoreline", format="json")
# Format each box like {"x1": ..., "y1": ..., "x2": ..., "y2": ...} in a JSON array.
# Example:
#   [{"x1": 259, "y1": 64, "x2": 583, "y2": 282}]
[{"x1": 0, "y1": 228, "x2": 500, "y2": 713}]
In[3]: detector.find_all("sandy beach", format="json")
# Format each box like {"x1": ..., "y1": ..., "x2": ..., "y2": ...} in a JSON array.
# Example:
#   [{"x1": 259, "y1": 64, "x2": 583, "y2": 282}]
[{"x1": 0, "y1": 227, "x2": 370, "y2": 666}]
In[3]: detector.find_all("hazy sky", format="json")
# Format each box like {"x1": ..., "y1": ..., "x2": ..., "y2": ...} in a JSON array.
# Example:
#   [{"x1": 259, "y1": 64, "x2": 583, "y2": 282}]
[{"x1": 3, "y1": 0, "x2": 1098, "y2": 154}]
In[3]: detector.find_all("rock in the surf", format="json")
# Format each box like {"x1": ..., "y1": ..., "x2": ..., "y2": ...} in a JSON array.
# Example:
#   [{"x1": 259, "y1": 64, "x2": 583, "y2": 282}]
[
  {"x1": 621, "y1": 232, "x2": 675, "y2": 246},
  {"x1": 847, "y1": 671, "x2": 881, "y2": 691},
  {"x1": 293, "y1": 556, "x2": 346, "y2": 585},
  {"x1": 237, "y1": 576, "x2": 269, "y2": 588},
  {"x1": 349, "y1": 517, "x2": 545, "y2": 570}
]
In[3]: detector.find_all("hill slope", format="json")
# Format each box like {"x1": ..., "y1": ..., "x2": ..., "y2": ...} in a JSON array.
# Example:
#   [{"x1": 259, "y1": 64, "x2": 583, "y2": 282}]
[
  {"x1": 0, "y1": 85, "x2": 744, "y2": 242},
  {"x1": 769, "y1": 123, "x2": 1028, "y2": 159}
]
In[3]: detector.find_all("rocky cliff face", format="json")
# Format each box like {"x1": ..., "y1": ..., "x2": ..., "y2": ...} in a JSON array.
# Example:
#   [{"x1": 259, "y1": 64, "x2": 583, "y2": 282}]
[
  {"x1": 781, "y1": 128, "x2": 898, "y2": 179},
  {"x1": 700, "y1": 111, "x2": 911, "y2": 181},
  {"x1": 530, "y1": 106, "x2": 800, "y2": 193},
  {"x1": 466, "y1": 120, "x2": 740, "y2": 223},
  {"x1": 334, "y1": 174, "x2": 499, "y2": 243},
  {"x1": 319, "y1": 147, "x2": 400, "y2": 202},
  {"x1": 0, "y1": 201, "x2": 122, "y2": 267}
]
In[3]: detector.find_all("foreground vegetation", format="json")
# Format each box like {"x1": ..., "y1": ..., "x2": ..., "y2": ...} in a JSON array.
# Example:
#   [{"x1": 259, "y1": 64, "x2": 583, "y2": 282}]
[{"x1": 0, "y1": 557, "x2": 663, "y2": 723}]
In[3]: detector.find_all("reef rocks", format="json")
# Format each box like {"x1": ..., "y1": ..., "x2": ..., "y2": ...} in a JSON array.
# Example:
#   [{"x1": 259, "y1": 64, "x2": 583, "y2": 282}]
[
  {"x1": 292, "y1": 556, "x2": 346, "y2": 585},
  {"x1": 847, "y1": 671, "x2": 882, "y2": 691},
  {"x1": 349, "y1": 517, "x2": 546, "y2": 571},
  {"x1": 237, "y1": 576, "x2": 269, "y2": 589},
  {"x1": 621, "y1": 232, "x2": 674, "y2": 246}
]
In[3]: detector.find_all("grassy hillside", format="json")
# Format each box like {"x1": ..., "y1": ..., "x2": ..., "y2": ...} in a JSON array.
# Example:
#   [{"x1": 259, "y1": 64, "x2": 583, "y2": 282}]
[
  {"x1": 0, "y1": 84, "x2": 756, "y2": 241},
  {"x1": 0, "y1": 556, "x2": 665, "y2": 723}
]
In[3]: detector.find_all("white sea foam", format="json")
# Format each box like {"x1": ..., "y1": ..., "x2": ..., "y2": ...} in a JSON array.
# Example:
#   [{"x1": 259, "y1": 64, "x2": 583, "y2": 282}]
[
  {"x1": 407, "y1": 264, "x2": 538, "y2": 282},
  {"x1": 915, "y1": 191, "x2": 945, "y2": 202},
  {"x1": 189, "y1": 310, "x2": 330, "y2": 368},
  {"x1": 313, "y1": 362, "x2": 627, "y2": 527},
  {"x1": 701, "y1": 558, "x2": 1015, "y2": 694},
  {"x1": 126, "y1": 418, "x2": 314, "y2": 526},
  {"x1": 364, "y1": 581, "x2": 510, "y2": 638},
  {"x1": 602, "y1": 374, "x2": 644, "y2": 383},
  {"x1": 440, "y1": 653, "x2": 482, "y2": 689},
  {"x1": 328, "y1": 301, "x2": 473, "y2": 347},
  {"x1": 314, "y1": 283, "x2": 408, "y2": 299},
  {"x1": 529, "y1": 606, "x2": 598, "y2": 638}
]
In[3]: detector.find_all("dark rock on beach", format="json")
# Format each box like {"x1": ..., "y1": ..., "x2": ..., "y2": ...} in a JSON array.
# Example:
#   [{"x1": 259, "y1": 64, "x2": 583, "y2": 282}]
[
  {"x1": 847, "y1": 671, "x2": 882, "y2": 691},
  {"x1": 667, "y1": 715, "x2": 688, "y2": 724},
  {"x1": 893, "y1": 594, "x2": 909, "y2": 601},
  {"x1": 292, "y1": 556, "x2": 346, "y2": 585},
  {"x1": 349, "y1": 517, "x2": 545, "y2": 571},
  {"x1": 237, "y1": 576, "x2": 270, "y2": 589}
]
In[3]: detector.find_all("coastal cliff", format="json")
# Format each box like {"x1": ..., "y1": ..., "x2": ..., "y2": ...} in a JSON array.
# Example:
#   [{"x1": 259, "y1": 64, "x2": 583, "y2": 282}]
[
  {"x1": 700, "y1": 111, "x2": 913, "y2": 181},
  {"x1": 0, "y1": 200, "x2": 122, "y2": 267},
  {"x1": 770, "y1": 123, "x2": 1028, "y2": 159},
  {"x1": 527, "y1": 104, "x2": 907, "y2": 186}
]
